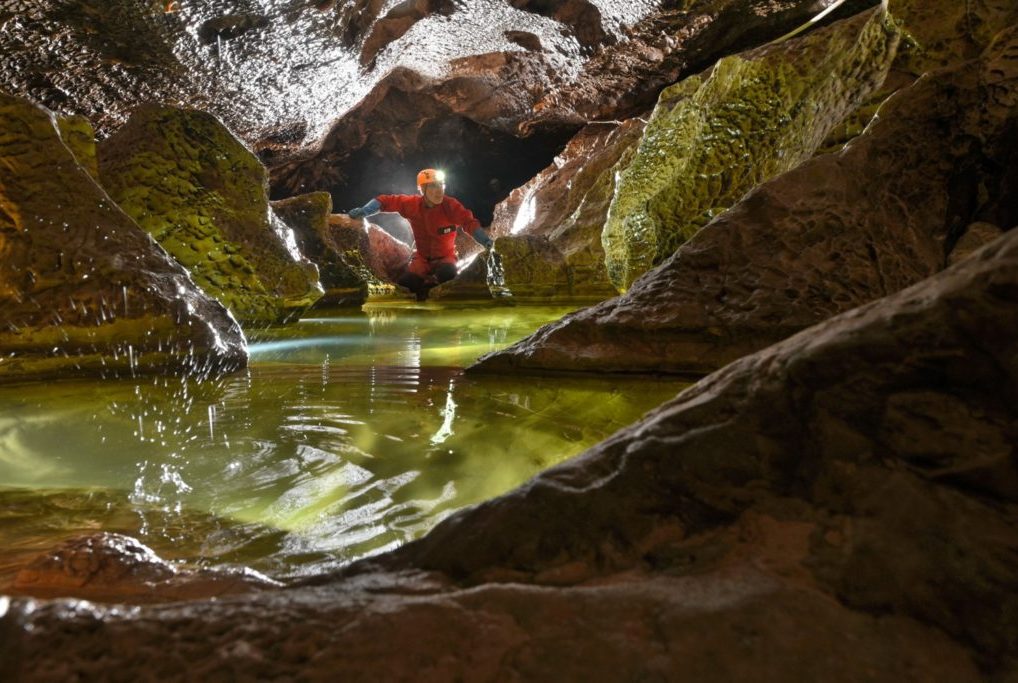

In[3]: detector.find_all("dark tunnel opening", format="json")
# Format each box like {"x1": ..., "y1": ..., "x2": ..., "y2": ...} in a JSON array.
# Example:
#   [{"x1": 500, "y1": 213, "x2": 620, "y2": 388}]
[{"x1": 326, "y1": 117, "x2": 578, "y2": 231}]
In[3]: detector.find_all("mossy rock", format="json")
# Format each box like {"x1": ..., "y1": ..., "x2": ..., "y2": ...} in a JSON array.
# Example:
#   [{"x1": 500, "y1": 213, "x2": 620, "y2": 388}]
[
  {"x1": 55, "y1": 114, "x2": 99, "y2": 182},
  {"x1": 98, "y1": 104, "x2": 322, "y2": 325},
  {"x1": 0, "y1": 94, "x2": 246, "y2": 383},
  {"x1": 602, "y1": 8, "x2": 901, "y2": 291}
]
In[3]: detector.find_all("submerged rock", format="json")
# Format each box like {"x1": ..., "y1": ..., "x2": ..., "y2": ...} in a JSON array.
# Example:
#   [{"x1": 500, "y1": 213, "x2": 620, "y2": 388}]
[
  {"x1": 5, "y1": 193, "x2": 1018, "y2": 681},
  {"x1": 474, "y1": 24, "x2": 1018, "y2": 377},
  {"x1": 12, "y1": 533, "x2": 280, "y2": 603},
  {"x1": 98, "y1": 105, "x2": 323, "y2": 325},
  {"x1": 602, "y1": 8, "x2": 900, "y2": 290},
  {"x1": 0, "y1": 94, "x2": 247, "y2": 383}
]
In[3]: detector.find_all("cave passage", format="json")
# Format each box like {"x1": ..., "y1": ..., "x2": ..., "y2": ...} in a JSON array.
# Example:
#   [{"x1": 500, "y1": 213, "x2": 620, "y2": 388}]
[{"x1": 326, "y1": 117, "x2": 577, "y2": 227}]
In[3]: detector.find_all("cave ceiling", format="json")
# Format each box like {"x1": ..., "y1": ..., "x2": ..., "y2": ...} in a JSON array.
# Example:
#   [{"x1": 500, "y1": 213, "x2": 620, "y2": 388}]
[{"x1": 0, "y1": 0, "x2": 876, "y2": 218}]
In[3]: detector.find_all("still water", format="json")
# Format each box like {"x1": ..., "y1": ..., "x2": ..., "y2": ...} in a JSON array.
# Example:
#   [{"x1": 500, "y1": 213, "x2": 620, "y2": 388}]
[{"x1": 0, "y1": 305, "x2": 684, "y2": 587}]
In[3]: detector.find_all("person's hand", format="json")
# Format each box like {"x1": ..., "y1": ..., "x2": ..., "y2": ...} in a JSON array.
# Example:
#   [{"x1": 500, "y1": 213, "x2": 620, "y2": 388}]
[{"x1": 331, "y1": 213, "x2": 362, "y2": 229}]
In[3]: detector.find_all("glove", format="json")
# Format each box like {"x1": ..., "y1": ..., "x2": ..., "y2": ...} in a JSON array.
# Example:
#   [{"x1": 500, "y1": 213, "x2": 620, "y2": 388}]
[
  {"x1": 347, "y1": 198, "x2": 381, "y2": 219},
  {"x1": 472, "y1": 226, "x2": 494, "y2": 250}
]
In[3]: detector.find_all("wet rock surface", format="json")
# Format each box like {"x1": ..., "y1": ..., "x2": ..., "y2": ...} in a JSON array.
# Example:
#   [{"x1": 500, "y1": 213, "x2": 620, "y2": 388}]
[
  {"x1": 0, "y1": 94, "x2": 246, "y2": 382},
  {"x1": 273, "y1": 192, "x2": 371, "y2": 307},
  {"x1": 11, "y1": 533, "x2": 279, "y2": 604},
  {"x1": 602, "y1": 8, "x2": 900, "y2": 290},
  {"x1": 474, "y1": 25, "x2": 1018, "y2": 376},
  {"x1": 98, "y1": 104, "x2": 323, "y2": 325},
  {"x1": 488, "y1": 118, "x2": 645, "y2": 300},
  {"x1": 4, "y1": 200, "x2": 1018, "y2": 681}
]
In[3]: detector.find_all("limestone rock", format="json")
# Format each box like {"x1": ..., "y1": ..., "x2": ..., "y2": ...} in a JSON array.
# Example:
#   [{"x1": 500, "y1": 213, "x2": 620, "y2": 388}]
[
  {"x1": 890, "y1": 0, "x2": 1018, "y2": 75},
  {"x1": 273, "y1": 0, "x2": 863, "y2": 204},
  {"x1": 54, "y1": 114, "x2": 98, "y2": 182},
  {"x1": 0, "y1": 94, "x2": 246, "y2": 383},
  {"x1": 98, "y1": 105, "x2": 323, "y2": 325},
  {"x1": 359, "y1": 0, "x2": 457, "y2": 67},
  {"x1": 5, "y1": 202, "x2": 1018, "y2": 681},
  {"x1": 949, "y1": 222, "x2": 1006, "y2": 266},
  {"x1": 474, "y1": 25, "x2": 1018, "y2": 377},
  {"x1": 427, "y1": 252, "x2": 493, "y2": 302},
  {"x1": 274, "y1": 192, "x2": 369, "y2": 307},
  {"x1": 12, "y1": 532, "x2": 280, "y2": 604},
  {"x1": 603, "y1": 8, "x2": 901, "y2": 290},
  {"x1": 488, "y1": 119, "x2": 645, "y2": 301},
  {"x1": 322, "y1": 214, "x2": 412, "y2": 299}
]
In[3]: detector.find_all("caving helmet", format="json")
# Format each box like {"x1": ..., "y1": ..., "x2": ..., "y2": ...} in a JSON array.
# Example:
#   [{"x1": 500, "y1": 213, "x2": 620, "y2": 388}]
[{"x1": 417, "y1": 168, "x2": 446, "y2": 189}]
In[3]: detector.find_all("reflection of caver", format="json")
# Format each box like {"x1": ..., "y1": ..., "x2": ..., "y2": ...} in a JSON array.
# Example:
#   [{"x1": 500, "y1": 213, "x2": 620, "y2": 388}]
[{"x1": 342, "y1": 169, "x2": 494, "y2": 301}]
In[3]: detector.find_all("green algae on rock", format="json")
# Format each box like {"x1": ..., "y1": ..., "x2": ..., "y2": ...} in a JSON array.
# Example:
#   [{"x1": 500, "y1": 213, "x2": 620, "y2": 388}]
[
  {"x1": 0, "y1": 94, "x2": 247, "y2": 383},
  {"x1": 98, "y1": 104, "x2": 322, "y2": 325},
  {"x1": 601, "y1": 8, "x2": 901, "y2": 291},
  {"x1": 472, "y1": 24, "x2": 1018, "y2": 378},
  {"x1": 55, "y1": 114, "x2": 99, "y2": 182}
]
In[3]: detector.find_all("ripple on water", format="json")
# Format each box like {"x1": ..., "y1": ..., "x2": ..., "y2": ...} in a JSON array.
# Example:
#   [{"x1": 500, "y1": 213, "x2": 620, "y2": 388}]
[{"x1": 0, "y1": 307, "x2": 686, "y2": 581}]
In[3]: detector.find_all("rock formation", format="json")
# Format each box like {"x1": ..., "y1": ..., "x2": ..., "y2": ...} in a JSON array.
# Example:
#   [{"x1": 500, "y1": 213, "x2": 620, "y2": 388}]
[
  {"x1": 474, "y1": 23, "x2": 1018, "y2": 376},
  {"x1": 98, "y1": 104, "x2": 323, "y2": 325},
  {"x1": 0, "y1": 94, "x2": 247, "y2": 383},
  {"x1": 602, "y1": 8, "x2": 899, "y2": 290},
  {"x1": 4, "y1": 195, "x2": 1018, "y2": 681},
  {"x1": 11, "y1": 533, "x2": 280, "y2": 604}
]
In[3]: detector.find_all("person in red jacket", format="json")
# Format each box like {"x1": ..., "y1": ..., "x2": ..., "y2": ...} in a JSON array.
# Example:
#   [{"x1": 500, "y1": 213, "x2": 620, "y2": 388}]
[{"x1": 343, "y1": 168, "x2": 494, "y2": 301}]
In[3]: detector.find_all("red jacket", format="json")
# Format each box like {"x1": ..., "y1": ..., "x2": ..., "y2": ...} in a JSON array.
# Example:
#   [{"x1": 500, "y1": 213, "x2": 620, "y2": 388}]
[{"x1": 376, "y1": 194, "x2": 481, "y2": 261}]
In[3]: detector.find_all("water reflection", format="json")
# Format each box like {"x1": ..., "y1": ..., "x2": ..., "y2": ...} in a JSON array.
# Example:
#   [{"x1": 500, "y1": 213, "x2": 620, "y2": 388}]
[{"x1": 0, "y1": 306, "x2": 685, "y2": 583}]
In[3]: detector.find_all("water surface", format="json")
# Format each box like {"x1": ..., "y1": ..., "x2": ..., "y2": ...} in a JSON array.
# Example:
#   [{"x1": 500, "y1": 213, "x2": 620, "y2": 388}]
[{"x1": 0, "y1": 305, "x2": 684, "y2": 586}]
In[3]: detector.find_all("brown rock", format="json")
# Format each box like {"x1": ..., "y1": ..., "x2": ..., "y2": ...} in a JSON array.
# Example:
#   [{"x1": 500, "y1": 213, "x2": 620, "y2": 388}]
[
  {"x1": 274, "y1": 192, "x2": 373, "y2": 306},
  {"x1": 487, "y1": 118, "x2": 646, "y2": 301},
  {"x1": 12, "y1": 533, "x2": 280, "y2": 603},
  {"x1": 4, "y1": 206, "x2": 1018, "y2": 680},
  {"x1": 0, "y1": 94, "x2": 247, "y2": 383},
  {"x1": 323, "y1": 214, "x2": 412, "y2": 297},
  {"x1": 473, "y1": 26, "x2": 1018, "y2": 376},
  {"x1": 948, "y1": 222, "x2": 1005, "y2": 266}
]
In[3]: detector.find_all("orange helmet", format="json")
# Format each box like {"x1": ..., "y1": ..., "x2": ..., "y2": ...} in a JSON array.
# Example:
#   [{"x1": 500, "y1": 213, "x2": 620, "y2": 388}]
[{"x1": 416, "y1": 168, "x2": 446, "y2": 187}]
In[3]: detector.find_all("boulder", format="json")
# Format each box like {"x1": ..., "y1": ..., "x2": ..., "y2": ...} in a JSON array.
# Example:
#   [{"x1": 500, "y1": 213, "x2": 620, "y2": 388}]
[
  {"x1": 488, "y1": 119, "x2": 645, "y2": 301},
  {"x1": 5, "y1": 197, "x2": 1018, "y2": 681},
  {"x1": 602, "y1": 8, "x2": 900, "y2": 290},
  {"x1": 98, "y1": 105, "x2": 323, "y2": 325},
  {"x1": 12, "y1": 532, "x2": 280, "y2": 604},
  {"x1": 273, "y1": 192, "x2": 371, "y2": 306},
  {"x1": 323, "y1": 214, "x2": 413, "y2": 298},
  {"x1": 473, "y1": 25, "x2": 1018, "y2": 376},
  {"x1": 0, "y1": 94, "x2": 246, "y2": 383}
]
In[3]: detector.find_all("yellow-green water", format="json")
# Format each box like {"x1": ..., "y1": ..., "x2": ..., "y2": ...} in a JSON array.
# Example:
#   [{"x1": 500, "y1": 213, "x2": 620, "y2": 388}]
[{"x1": 0, "y1": 305, "x2": 685, "y2": 586}]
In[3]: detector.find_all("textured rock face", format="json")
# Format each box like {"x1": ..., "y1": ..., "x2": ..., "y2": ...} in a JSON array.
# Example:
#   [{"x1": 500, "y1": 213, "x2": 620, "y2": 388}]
[
  {"x1": 602, "y1": 8, "x2": 900, "y2": 290},
  {"x1": 12, "y1": 533, "x2": 279, "y2": 604},
  {"x1": 474, "y1": 26, "x2": 1018, "y2": 376},
  {"x1": 314, "y1": 214, "x2": 413, "y2": 299},
  {"x1": 273, "y1": 0, "x2": 872, "y2": 209},
  {"x1": 0, "y1": 94, "x2": 247, "y2": 382},
  {"x1": 4, "y1": 206, "x2": 1018, "y2": 681},
  {"x1": 488, "y1": 119, "x2": 645, "y2": 299},
  {"x1": 272, "y1": 192, "x2": 372, "y2": 307},
  {"x1": 98, "y1": 105, "x2": 323, "y2": 325}
]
